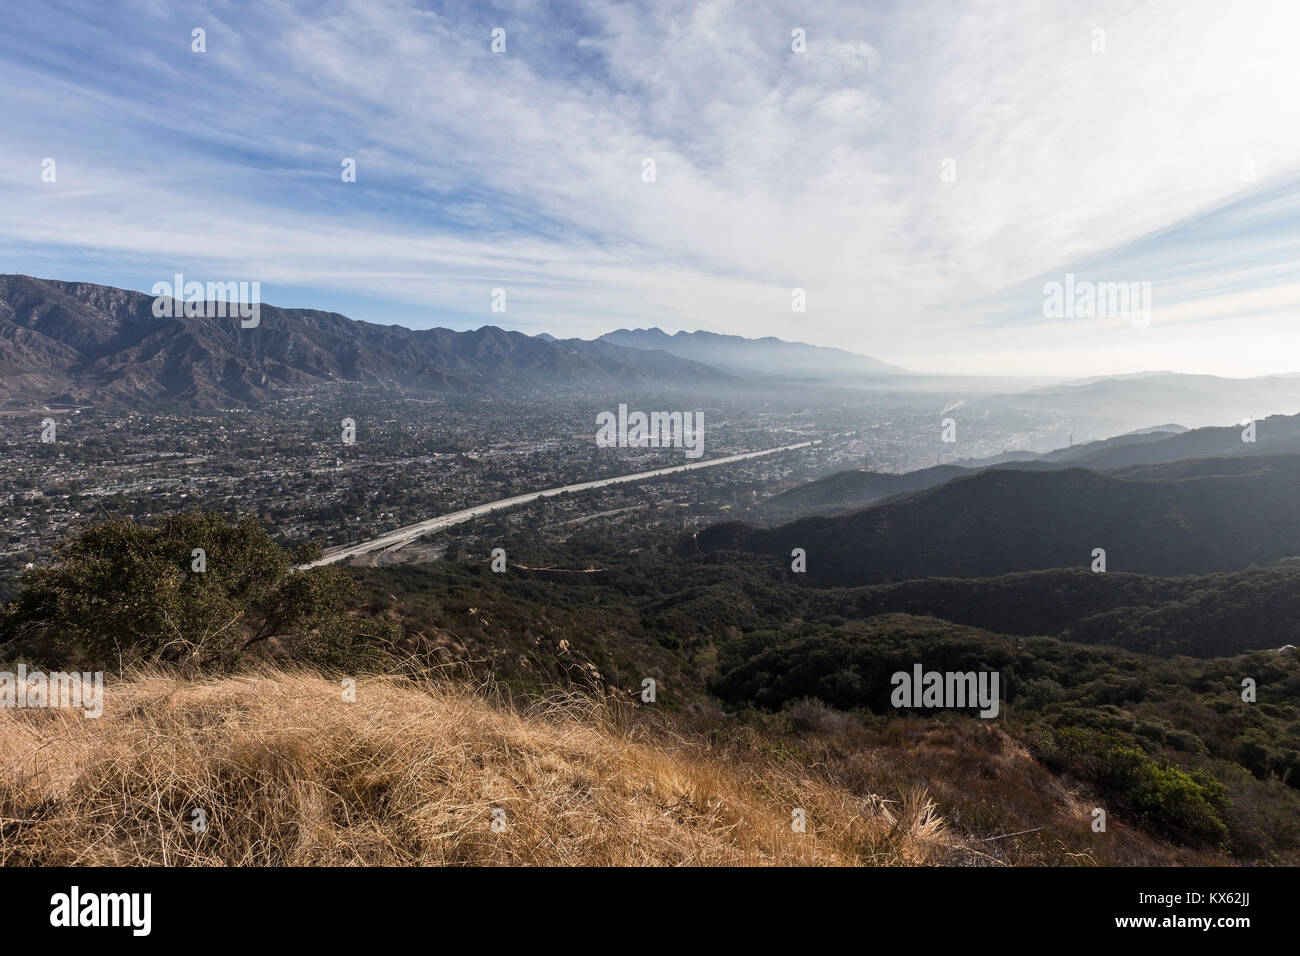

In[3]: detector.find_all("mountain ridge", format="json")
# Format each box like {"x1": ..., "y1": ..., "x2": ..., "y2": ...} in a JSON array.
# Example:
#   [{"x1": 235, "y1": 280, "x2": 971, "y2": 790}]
[
  {"x1": 598, "y1": 327, "x2": 907, "y2": 380},
  {"x1": 761, "y1": 411, "x2": 1300, "y2": 520},
  {"x1": 704, "y1": 453, "x2": 1300, "y2": 584},
  {"x1": 0, "y1": 275, "x2": 729, "y2": 408}
]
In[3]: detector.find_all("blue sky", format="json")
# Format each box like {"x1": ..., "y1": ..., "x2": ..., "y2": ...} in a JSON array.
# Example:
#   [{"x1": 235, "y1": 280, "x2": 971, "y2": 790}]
[{"x1": 1, "y1": 0, "x2": 1297, "y2": 375}]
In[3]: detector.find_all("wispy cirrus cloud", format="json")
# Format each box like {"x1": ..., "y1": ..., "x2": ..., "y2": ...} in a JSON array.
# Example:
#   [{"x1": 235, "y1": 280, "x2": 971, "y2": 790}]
[{"x1": 0, "y1": 0, "x2": 1297, "y2": 374}]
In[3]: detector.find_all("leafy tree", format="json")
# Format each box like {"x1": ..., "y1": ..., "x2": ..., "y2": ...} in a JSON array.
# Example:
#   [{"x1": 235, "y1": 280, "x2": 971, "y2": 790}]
[{"x1": 1, "y1": 513, "x2": 397, "y2": 671}]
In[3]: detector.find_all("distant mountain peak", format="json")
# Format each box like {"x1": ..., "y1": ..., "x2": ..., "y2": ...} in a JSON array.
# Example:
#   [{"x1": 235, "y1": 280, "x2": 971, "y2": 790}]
[{"x1": 597, "y1": 327, "x2": 906, "y2": 381}]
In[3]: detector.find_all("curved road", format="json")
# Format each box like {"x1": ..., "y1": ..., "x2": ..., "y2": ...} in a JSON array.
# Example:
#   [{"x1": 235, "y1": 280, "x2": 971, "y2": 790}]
[{"x1": 301, "y1": 440, "x2": 820, "y2": 568}]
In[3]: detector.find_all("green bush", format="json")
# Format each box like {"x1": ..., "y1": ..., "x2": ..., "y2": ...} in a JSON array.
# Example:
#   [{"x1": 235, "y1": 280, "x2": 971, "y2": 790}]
[
  {"x1": 1044, "y1": 729, "x2": 1230, "y2": 847},
  {"x1": 1, "y1": 513, "x2": 397, "y2": 672}
]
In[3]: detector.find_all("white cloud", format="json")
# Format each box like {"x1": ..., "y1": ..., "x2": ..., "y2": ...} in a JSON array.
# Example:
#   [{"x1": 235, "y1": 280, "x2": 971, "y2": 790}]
[{"x1": 1, "y1": 0, "x2": 1298, "y2": 375}]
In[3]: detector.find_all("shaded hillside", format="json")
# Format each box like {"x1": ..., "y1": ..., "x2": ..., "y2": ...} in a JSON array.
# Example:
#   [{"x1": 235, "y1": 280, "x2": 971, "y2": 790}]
[
  {"x1": 765, "y1": 412, "x2": 1300, "y2": 520},
  {"x1": 764, "y1": 464, "x2": 971, "y2": 519},
  {"x1": 1055, "y1": 413, "x2": 1300, "y2": 470},
  {"x1": 0, "y1": 275, "x2": 725, "y2": 408},
  {"x1": 798, "y1": 567, "x2": 1300, "y2": 658},
  {"x1": 705, "y1": 456, "x2": 1300, "y2": 584}
]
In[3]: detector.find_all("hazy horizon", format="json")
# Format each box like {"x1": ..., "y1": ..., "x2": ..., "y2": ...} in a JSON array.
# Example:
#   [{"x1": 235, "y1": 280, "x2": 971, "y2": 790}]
[{"x1": 10, "y1": 271, "x2": 1300, "y2": 388}]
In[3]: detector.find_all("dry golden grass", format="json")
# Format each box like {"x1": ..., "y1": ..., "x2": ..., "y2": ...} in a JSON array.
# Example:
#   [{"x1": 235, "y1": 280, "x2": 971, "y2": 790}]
[{"x1": 0, "y1": 669, "x2": 954, "y2": 866}]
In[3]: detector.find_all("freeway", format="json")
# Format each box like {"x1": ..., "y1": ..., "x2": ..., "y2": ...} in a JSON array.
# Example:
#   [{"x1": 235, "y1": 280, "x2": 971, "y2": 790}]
[{"x1": 300, "y1": 439, "x2": 820, "y2": 568}]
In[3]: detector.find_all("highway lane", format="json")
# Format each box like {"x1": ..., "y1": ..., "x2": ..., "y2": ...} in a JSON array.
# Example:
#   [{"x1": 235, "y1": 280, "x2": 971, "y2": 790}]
[{"x1": 300, "y1": 439, "x2": 820, "y2": 568}]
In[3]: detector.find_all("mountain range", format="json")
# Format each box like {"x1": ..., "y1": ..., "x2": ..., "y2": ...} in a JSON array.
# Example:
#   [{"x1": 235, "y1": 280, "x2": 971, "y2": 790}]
[
  {"x1": 987, "y1": 371, "x2": 1300, "y2": 437},
  {"x1": 0, "y1": 276, "x2": 726, "y2": 408},
  {"x1": 597, "y1": 327, "x2": 907, "y2": 380},
  {"x1": 0, "y1": 276, "x2": 910, "y2": 409}
]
